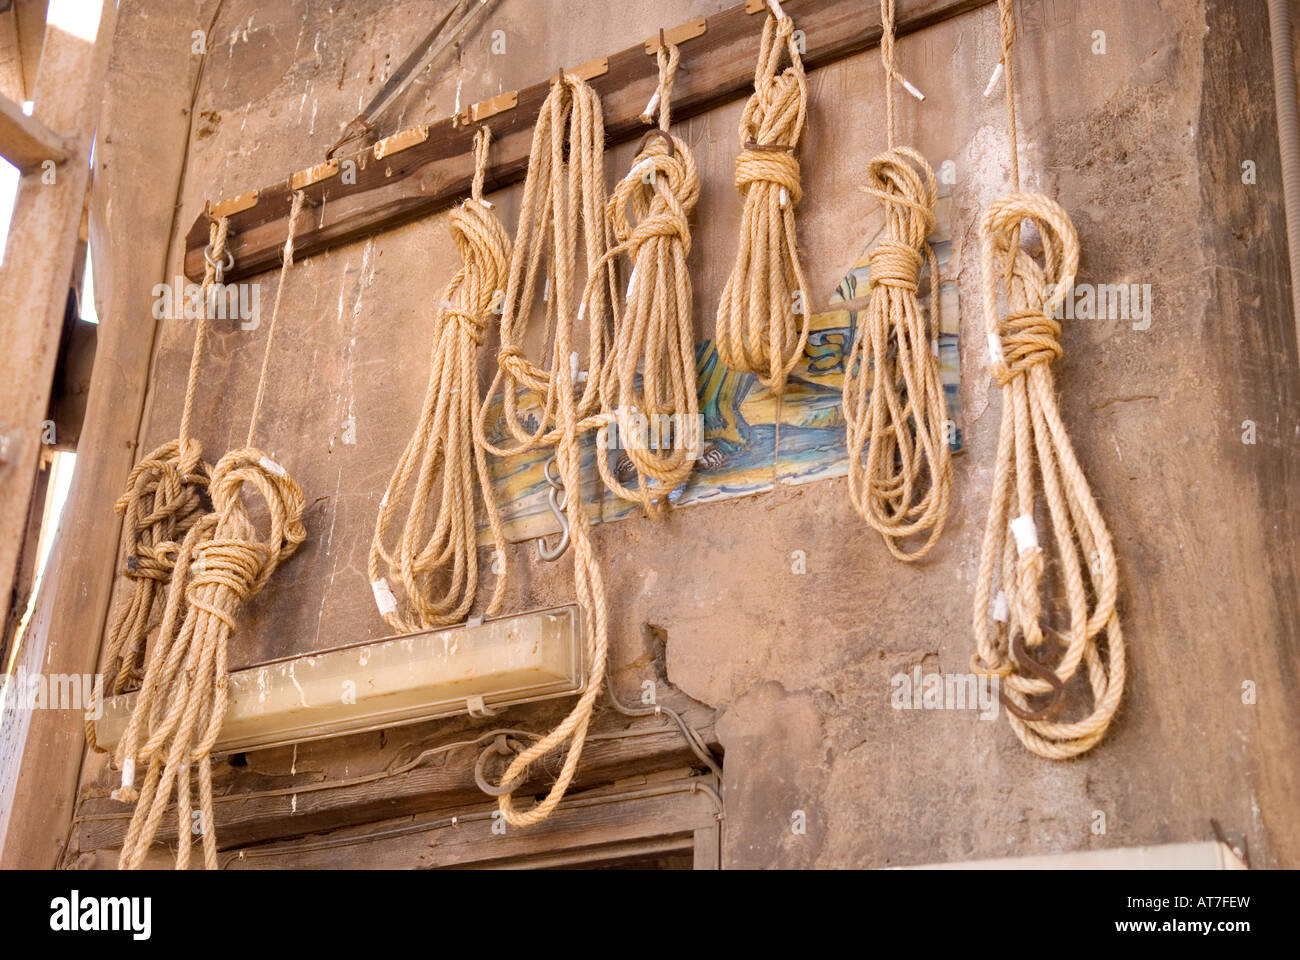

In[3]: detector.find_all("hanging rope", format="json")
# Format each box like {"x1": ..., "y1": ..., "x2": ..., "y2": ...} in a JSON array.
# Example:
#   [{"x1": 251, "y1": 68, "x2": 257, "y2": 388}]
[
  {"x1": 479, "y1": 74, "x2": 617, "y2": 454},
  {"x1": 971, "y1": 0, "x2": 1125, "y2": 759},
  {"x1": 112, "y1": 194, "x2": 310, "y2": 868},
  {"x1": 714, "y1": 9, "x2": 810, "y2": 396},
  {"x1": 842, "y1": 0, "x2": 953, "y2": 562},
  {"x1": 475, "y1": 72, "x2": 613, "y2": 827},
  {"x1": 369, "y1": 128, "x2": 511, "y2": 632},
  {"x1": 85, "y1": 221, "x2": 234, "y2": 748},
  {"x1": 595, "y1": 39, "x2": 701, "y2": 515}
]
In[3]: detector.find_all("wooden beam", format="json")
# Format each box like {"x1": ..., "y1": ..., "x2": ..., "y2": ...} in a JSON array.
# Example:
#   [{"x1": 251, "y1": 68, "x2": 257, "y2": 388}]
[
  {"x1": 181, "y1": 0, "x2": 992, "y2": 283},
  {"x1": 68, "y1": 709, "x2": 718, "y2": 854},
  {"x1": 0, "y1": 0, "x2": 195, "y2": 871},
  {"x1": 0, "y1": 90, "x2": 66, "y2": 169},
  {"x1": 0, "y1": 0, "x2": 113, "y2": 659}
]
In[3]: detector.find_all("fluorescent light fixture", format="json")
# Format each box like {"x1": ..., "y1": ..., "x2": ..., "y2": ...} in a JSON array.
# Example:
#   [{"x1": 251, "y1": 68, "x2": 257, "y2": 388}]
[{"x1": 94, "y1": 604, "x2": 585, "y2": 755}]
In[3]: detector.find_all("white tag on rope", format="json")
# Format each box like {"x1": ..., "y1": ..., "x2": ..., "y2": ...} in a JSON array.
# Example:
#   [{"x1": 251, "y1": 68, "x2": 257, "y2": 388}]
[
  {"x1": 627, "y1": 158, "x2": 654, "y2": 183},
  {"x1": 779, "y1": 187, "x2": 789, "y2": 207},
  {"x1": 259, "y1": 456, "x2": 286, "y2": 478},
  {"x1": 543, "y1": 275, "x2": 551, "y2": 303},
  {"x1": 570, "y1": 350, "x2": 581, "y2": 384},
  {"x1": 641, "y1": 90, "x2": 660, "y2": 122},
  {"x1": 766, "y1": 0, "x2": 787, "y2": 19},
  {"x1": 626, "y1": 264, "x2": 638, "y2": 299},
  {"x1": 1010, "y1": 514, "x2": 1039, "y2": 555},
  {"x1": 379, "y1": 489, "x2": 389, "y2": 509},
  {"x1": 477, "y1": 197, "x2": 494, "y2": 210},
  {"x1": 121, "y1": 758, "x2": 136, "y2": 792},
  {"x1": 987, "y1": 332, "x2": 1004, "y2": 365},
  {"x1": 992, "y1": 590, "x2": 1009, "y2": 623},
  {"x1": 900, "y1": 78, "x2": 926, "y2": 102},
  {"x1": 371, "y1": 578, "x2": 397, "y2": 616},
  {"x1": 984, "y1": 61, "x2": 1005, "y2": 98}
]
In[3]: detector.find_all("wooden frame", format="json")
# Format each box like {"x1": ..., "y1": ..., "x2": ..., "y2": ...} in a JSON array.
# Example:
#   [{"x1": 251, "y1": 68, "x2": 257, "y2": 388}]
[{"x1": 180, "y1": 0, "x2": 993, "y2": 283}]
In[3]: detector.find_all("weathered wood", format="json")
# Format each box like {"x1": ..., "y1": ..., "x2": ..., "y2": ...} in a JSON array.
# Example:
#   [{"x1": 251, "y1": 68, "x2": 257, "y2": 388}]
[
  {"x1": 70, "y1": 711, "x2": 718, "y2": 853},
  {"x1": 0, "y1": 12, "x2": 115, "y2": 863},
  {"x1": 0, "y1": 454, "x2": 49, "y2": 654},
  {"x1": 219, "y1": 774, "x2": 716, "y2": 869},
  {"x1": 0, "y1": 0, "x2": 201, "y2": 870},
  {"x1": 0, "y1": 90, "x2": 66, "y2": 169},
  {"x1": 180, "y1": 0, "x2": 992, "y2": 283}
]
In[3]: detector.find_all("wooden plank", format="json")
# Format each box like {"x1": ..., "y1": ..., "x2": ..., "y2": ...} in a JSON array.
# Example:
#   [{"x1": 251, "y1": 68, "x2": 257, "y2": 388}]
[
  {"x1": 181, "y1": 0, "x2": 992, "y2": 283},
  {"x1": 0, "y1": 7, "x2": 22, "y2": 102},
  {"x1": 0, "y1": 0, "x2": 112, "y2": 668},
  {"x1": 69, "y1": 712, "x2": 718, "y2": 853},
  {"x1": 219, "y1": 776, "x2": 716, "y2": 869},
  {"x1": 0, "y1": 0, "x2": 199, "y2": 870},
  {"x1": 0, "y1": 90, "x2": 66, "y2": 169}
]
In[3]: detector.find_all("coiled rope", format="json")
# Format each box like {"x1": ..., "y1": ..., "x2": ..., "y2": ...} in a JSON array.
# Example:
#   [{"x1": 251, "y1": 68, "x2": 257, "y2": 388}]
[
  {"x1": 112, "y1": 193, "x2": 309, "y2": 868},
  {"x1": 476, "y1": 72, "x2": 613, "y2": 826},
  {"x1": 714, "y1": 9, "x2": 810, "y2": 396},
  {"x1": 84, "y1": 222, "x2": 231, "y2": 746},
  {"x1": 971, "y1": 0, "x2": 1125, "y2": 758},
  {"x1": 595, "y1": 40, "x2": 701, "y2": 515},
  {"x1": 842, "y1": 0, "x2": 953, "y2": 562},
  {"x1": 369, "y1": 128, "x2": 511, "y2": 631}
]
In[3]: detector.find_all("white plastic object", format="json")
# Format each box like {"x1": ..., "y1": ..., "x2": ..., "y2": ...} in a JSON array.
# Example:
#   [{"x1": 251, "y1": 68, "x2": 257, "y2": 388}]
[{"x1": 93, "y1": 605, "x2": 586, "y2": 755}]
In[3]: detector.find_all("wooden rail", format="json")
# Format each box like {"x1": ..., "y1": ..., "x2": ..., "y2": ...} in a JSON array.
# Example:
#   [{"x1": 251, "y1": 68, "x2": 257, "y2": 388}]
[{"x1": 182, "y1": 0, "x2": 992, "y2": 283}]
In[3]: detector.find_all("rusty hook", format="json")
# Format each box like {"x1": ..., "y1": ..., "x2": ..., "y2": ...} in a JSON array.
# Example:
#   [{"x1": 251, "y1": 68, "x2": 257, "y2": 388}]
[
  {"x1": 636, "y1": 128, "x2": 676, "y2": 159},
  {"x1": 998, "y1": 631, "x2": 1067, "y2": 721}
]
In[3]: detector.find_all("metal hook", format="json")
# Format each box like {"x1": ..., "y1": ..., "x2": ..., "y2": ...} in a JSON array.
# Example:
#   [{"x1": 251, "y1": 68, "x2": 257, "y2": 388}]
[
  {"x1": 537, "y1": 454, "x2": 570, "y2": 561},
  {"x1": 998, "y1": 631, "x2": 1067, "y2": 721},
  {"x1": 203, "y1": 243, "x2": 234, "y2": 284}
]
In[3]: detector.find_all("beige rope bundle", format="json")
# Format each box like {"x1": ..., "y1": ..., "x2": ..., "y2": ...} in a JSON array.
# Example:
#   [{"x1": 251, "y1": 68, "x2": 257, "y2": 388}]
[
  {"x1": 111, "y1": 194, "x2": 309, "y2": 868},
  {"x1": 596, "y1": 40, "x2": 701, "y2": 515},
  {"x1": 85, "y1": 221, "x2": 233, "y2": 747},
  {"x1": 476, "y1": 71, "x2": 613, "y2": 827},
  {"x1": 971, "y1": 0, "x2": 1125, "y2": 758},
  {"x1": 714, "y1": 9, "x2": 810, "y2": 396},
  {"x1": 842, "y1": 0, "x2": 952, "y2": 562},
  {"x1": 479, "y1": 73, "x2": 617, "y2": 453},
  {"x1": 369, "y1": 128, "x2": 511, "y2": 632}
]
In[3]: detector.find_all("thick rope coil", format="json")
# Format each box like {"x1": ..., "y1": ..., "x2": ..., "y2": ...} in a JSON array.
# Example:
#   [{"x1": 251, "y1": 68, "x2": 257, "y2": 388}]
[
  {"x1": 370, "y1": 128, "x2": 512, "y2": 631},
  {"x1": 595, "y1": 40, "x2": 702, "y2": 515},
  {"x1": 971, "y1": 194, "x2": 1124, "y2": 759},
  {"x1": 971, "y1": 0, "x2": 1125, "y2": 759},
  {"x1": 114, "y1": 450, "x2": 306, "y2": 869},
  {"x1": 112, "y1": 192, "x2": 309, "y2": 867},
  {"x1": 96, "y1": 440, "x2": 208, "y2": 695},
  {"x1": 714, "y1": 11, "x2": 811, "y2": 396},
  {"x1": 479, "y1": 73, "x2": 618, "y2": 454},
  {"x1": 86, "y1": 218, "x2": 233, "y2": 752},
  {"x1": 475, "y1": 72, "x2": 613, "y2": 827},
  {"x1": 842, "y1": 0, "x2": 952, "y2": 561}
]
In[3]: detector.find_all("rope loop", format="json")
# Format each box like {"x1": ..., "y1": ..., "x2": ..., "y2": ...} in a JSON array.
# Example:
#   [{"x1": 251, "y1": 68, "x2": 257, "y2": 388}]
[
  {"x1": 370, "y1": 125, "x2": 511, "y2": 633},
  {"x1": 715, "y1": 9, "x2": 811, "y2": 396}
]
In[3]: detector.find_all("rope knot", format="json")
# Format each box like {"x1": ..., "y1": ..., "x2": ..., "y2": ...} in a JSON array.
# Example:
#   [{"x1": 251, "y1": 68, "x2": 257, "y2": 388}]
[
  {"x1": 993, "y1": 309, "x2": 1063, "y2": 384},
  {"x1": 734, "y1": 148, "x2": 802, "y2": 205},
  {"x1": 868, "y1": 239, "x2": 923, "y2": 292}
]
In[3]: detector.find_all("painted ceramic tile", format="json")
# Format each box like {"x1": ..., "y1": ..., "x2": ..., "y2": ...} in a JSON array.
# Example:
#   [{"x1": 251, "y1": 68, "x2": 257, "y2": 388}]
[
  {"x1": 479, "y1": 385, "x2": 602, "y2": 545},
  {"x1": 600, "y1": 341, "x2": 775, "y2": 523}
]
